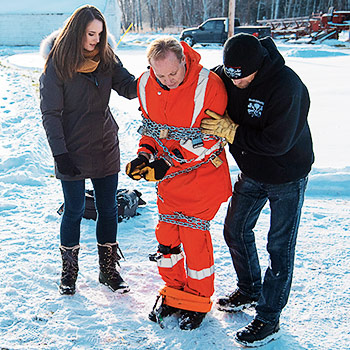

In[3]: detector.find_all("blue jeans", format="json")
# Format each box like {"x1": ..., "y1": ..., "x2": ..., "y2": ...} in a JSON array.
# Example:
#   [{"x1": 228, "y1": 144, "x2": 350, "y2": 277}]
[
  {"x1": 60, "y1": 174, "x2": 118, "y2": 247},
  {"x1": 224, "y1": 173, "x2": 308, "y2": 324}
]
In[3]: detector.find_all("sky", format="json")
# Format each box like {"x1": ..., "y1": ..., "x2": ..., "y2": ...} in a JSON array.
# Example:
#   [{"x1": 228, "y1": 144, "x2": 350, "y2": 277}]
[{"x1": 1, "y1": 1, "x2": 109, "y2": 14}]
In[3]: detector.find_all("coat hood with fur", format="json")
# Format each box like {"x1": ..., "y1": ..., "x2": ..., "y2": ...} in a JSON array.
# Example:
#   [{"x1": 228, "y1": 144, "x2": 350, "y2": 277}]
[{"x1": 40, "y1": 29, "x2": 117, "y2": 59}]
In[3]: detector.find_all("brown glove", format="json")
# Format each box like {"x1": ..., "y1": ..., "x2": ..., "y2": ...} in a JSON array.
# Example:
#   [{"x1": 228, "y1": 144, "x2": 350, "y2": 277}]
[{"x1": 201, "y1": 110, "x2": 238, "y2": 144}]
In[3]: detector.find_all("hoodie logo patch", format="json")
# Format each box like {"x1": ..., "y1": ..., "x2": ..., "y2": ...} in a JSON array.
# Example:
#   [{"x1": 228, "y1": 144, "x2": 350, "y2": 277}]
[{"x1": 247, "y1": 98, "x2": 264, "y2": 118}]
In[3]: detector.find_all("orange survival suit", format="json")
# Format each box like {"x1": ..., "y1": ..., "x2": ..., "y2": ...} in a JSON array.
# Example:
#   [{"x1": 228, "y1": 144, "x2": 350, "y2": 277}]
[{"x1": 137, "y1": 42, "x2": 232, "y2": 312}]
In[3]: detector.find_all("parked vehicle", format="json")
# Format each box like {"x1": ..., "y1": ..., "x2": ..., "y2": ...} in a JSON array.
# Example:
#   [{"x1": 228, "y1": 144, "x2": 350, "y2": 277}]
[
  {"x1": 180, "y1": 17, "x2": 271, "y2": 46},
  {"x1": 257, "y1": 8, "x2": 350, "y2": 41}
]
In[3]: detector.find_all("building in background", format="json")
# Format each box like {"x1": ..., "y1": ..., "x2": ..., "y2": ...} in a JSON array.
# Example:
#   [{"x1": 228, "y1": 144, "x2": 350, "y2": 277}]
[{"x1": 0, "y1": 0, "x2": 121, "y2": 46}]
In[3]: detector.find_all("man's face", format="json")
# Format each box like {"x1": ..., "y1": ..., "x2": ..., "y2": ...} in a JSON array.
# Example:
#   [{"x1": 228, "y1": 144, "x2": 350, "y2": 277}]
[
  {"x1": 231, "y1": 71, "x2": 257, "y2": 89},
  {"x1": 150, "y1": 51, "x2": 186, "y2": 90}
]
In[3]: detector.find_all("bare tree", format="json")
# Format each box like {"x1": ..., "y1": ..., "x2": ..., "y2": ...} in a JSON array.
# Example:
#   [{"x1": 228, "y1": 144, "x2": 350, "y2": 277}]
[
  {"x1": 118, "y1": 0, "x2": 350, "y2": 31},
  {"x1": 202, "y1": 0, "x2": 209, "y2": 20}
]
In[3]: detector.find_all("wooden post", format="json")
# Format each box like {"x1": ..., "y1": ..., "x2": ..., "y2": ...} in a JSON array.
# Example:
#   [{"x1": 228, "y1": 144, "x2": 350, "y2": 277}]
[{"x1": 228, "y1": 0, "x2": 236, "y2": 37}]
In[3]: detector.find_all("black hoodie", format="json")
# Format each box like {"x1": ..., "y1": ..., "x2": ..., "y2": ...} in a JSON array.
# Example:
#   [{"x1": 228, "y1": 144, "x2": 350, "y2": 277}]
[{"x1": 213, "y1": 37, "x2": 314, "y2": 184}]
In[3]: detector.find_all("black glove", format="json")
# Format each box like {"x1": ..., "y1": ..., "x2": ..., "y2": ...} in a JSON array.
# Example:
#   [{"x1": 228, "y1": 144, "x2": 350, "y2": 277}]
[
  {"x1": 139, "y1": 159, "x2": 170, "y2": 182},
  {"x1": 54, "y1": 153, "x2": 81, "y2": 177},
  {"x1": 125, "y1": 154, "x2": 149, "y2": 180}
]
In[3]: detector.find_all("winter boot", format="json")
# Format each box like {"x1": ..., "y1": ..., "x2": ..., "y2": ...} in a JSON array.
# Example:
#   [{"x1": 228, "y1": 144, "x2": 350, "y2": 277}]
[
  {"x1": 59, "y1": 245, "x2": 80, "y2": 295},
  {"x1": 97, "y1": 242, "x2": 130, "y2": 293},
  {"x1": 148, "y1": 295, "x2": 180, "y2": 326},
  {"x1": 217, "y1": 289, "x2": 259, "y2": 312},
  {"x1": 178, "y1": 310, "x2": 207, "y2": 330},
  {"x1": 235, "y1": 318, "x2": 280, "y2": 347}
]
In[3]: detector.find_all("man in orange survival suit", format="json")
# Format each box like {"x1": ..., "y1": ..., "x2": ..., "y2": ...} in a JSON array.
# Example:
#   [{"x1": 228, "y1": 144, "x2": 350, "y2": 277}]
[{"x1": 126, "y1": 37, "x2": 232, "y2": 330}]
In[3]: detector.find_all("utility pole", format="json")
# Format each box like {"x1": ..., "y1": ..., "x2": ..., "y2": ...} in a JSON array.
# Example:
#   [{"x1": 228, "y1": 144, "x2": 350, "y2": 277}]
[{"x1": 228, "y1": 0, "x2": 236, "y2": 37}]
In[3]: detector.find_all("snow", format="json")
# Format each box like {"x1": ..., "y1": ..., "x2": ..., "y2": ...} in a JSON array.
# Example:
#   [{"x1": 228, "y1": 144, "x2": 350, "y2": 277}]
[{"x1": 0, "y1": 34, "x2": 350, "y2": 349}]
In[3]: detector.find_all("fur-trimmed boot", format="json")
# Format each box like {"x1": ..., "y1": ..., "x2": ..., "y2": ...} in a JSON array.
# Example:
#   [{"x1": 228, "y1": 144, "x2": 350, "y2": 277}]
[
  {"x1": 59, "y1": 245, "x2": 80, "y2": 295},
  {"x1": 97, "y1": 242, "x2": 130, "y2": 293}
]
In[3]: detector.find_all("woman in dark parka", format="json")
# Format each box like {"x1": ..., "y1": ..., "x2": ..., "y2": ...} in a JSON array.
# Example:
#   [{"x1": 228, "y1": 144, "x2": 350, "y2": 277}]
[{"x1": 39, "y1": 5, "x2": 137, "y2": 295}]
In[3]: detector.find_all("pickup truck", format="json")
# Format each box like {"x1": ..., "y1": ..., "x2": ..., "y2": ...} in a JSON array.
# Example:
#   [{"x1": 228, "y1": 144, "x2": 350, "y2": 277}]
[{"x1": 179, "y1": 17, "x2": 271, "y2": 47}]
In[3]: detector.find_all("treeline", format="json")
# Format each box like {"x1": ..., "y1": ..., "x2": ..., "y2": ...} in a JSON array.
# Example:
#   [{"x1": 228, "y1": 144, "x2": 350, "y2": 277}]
[{"x1": 118, "y1": 0, "x2": 350, "y2": 30}]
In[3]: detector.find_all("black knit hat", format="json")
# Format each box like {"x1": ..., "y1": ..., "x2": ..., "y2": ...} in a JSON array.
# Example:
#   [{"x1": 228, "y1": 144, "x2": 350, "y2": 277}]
[{"x1": 223, "y1": 33, "x2": 264, "y2": 79}]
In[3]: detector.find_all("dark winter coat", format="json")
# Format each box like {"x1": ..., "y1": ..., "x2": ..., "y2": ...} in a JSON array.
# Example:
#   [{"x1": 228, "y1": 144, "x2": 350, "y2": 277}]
[
  {"x1": 213, "y1": 37, "x2": 314, "y2": 184},
  {"x1": 39, "y1": 36, "x2": 137, "y2": 181}
]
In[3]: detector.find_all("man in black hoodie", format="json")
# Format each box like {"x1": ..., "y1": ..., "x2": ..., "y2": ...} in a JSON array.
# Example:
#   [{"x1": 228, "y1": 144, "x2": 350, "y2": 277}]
[{"x1": 201, "y1": 33, "x2": 314, "y2": 347}]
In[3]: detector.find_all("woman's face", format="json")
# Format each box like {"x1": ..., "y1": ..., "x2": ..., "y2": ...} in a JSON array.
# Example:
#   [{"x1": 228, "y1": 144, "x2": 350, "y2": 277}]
[{"x1": 83, "y1": 19, "x2": 103, "y2": 51}]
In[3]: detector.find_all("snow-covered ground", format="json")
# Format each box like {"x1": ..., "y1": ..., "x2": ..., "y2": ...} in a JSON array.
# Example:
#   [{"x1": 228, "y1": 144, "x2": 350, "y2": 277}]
[{"x1": 0, "y1": 34, "x2": 349, "y2": 349}]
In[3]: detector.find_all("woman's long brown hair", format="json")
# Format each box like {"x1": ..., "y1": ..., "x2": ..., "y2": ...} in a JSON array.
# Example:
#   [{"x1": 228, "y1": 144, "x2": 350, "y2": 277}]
[{"x1": 44, "y1": 5, "x2": 116, "y2": 81}]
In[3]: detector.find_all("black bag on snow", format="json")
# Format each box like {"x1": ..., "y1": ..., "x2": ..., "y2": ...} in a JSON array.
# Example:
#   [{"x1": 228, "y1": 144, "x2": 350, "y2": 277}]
[{"x1": 57, "y1": 189, "x2": 146, "y2": 222}]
